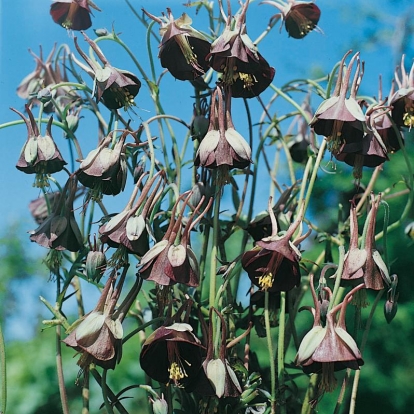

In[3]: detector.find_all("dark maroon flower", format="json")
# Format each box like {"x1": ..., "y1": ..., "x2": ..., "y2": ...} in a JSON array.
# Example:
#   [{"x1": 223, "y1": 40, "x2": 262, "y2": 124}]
[
  {"x1": 99, "y1": 172, "x2": 165, "y2": 256},
  {"x1": 246, "y1": 184, "x2": 297, "y2": 241},
  {"x1": 50, "y1": 0, "x2": 101, "y2": 31},
  {"x1": 29, "y1": 192, "x2": 61, "y2": 224},
  {"x1": 384, "y1": 274, "x2": 398, "y2": 324},
  {"x1": 77, "y1": 129, "x2": 129, "y2": 197},
  {"x1": 63, "y1": 266, "x2": 133, "y2": 370},
  {"x1": 242, "y1": 199, "x2": 309, "y2": 292},
  {"x1": 140, "y1": 322, "x2": 205, "y2": 389},
  {"x1": 310, "y1": 51, "x2": 366, "y2": 156},
  {"x1": 263, "y1": 0, "x2": 321, "y2": 39},
  {"x1": 208, "y1": 0, "x2": 275, "y2": 98},
  {"x1": 74, "y1": 32, "x2": 141, "y2": 110},
  {"x1": 389, "y1": 55, "x2": 414, "y2": 128},
  {"x1": 138, "y1": 192, "x2": 212, "y2": 287},
  {"x1": 295, "y1": 275, "x2": 364, "y2": 393},
  {"x1": 11, "y1": 105, "x2": 67, "y2": 185},
  {"x1": 29, "y1": 176, "x2": 83, "y2": 252},
  {"x1": 341, "y1": 195, "x2": 390, "y2": 290},
  {"x1": 201, "y1": 308, "x2": 242, "y2": 398},
  {"x1": 194, "y1": 85, "x2": 252, "y2": 173},
  {"x1": 143, "y1": 8, "x2": 211, "y2": 81}
]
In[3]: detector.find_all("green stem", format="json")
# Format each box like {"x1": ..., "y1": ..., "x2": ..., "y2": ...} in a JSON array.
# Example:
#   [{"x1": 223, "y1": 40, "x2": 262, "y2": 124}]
[
  {"x1": 101, "y1": 369, "x2": 115, "y2": 414},
  {"x1": 209, "y1": 182, "x2": 221, "y2": 309},
  {"x1": 56, "y1": 325, "x2": 69, "y2": 414},
  {"x1": 0, "y1": 322, "x2": 6, "y2": 414},
  {"x1": 264, "y1": 291, "x2": 276, "y2": 414},
  {"x1": 277, "y1": 292, "x2": 287, "y2": 414},
  {"x1": 349, "y1": 290, "x2": 384, "y2": 414}
]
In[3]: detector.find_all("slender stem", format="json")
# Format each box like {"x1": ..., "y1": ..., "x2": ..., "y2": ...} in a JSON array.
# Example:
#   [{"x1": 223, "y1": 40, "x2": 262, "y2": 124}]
[
  {"x1": 209, "y1": 181, "x2": 221, "y2": 309},
  {"x1": 0, "y1": 322, "x2": 6, "y2": 414},
  {"x1": 90, "y1": 368, "x2": 129, "y2": 414},
  {"x1": 277, "y1": 292, "x2": 287, "y2": 414},
  {"x1": 56, "y1": 325, "x2": 70, "y2": 414},
  {"x1": 264, "y1": 291, "x2": 276, "y2": 414},
  {"x1": 101, "y1": 369, "x2": 115, "y2": 414},
  {"x1": 349, "y1": 290, "x2": 384, "y2": 414}
]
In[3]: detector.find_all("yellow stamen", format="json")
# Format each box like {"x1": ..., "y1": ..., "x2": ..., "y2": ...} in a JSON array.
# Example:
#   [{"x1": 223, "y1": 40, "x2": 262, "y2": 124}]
[{"x1": 258, "y1": 272, "x2": 274, "y2": 290}]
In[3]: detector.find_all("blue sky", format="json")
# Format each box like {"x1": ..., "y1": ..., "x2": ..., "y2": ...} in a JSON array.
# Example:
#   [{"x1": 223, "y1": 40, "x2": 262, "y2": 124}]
[
  {"x1": 1, "y1": 0, "x2": 412, "y2": 228},
  {"x1": 0, "y1": 0, "x2": 413, "y2": 340}
]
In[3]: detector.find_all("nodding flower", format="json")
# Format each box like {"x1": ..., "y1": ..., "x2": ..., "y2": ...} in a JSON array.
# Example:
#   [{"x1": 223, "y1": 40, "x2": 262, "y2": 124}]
[{"x1": 208, "y1": 0, "x2": 275, "y2": 98}]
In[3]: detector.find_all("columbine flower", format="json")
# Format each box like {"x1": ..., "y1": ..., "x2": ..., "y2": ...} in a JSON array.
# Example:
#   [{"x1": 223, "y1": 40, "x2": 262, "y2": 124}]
[
  {"x1": 389, "y1": 55, "x2": 414, "y2": 128},
  {"x1": 295, "y1": 274, "x2": 364, "y2": 393},
  {"x1": 29, "y1": 176, "x2": 83, "y2": 252},
  {"x1": 50, "y1": 0, "x2": 101, "y2": 31},
  {"x1": 138, "y1": 192, "x2": 211, "y2": 287},
  {"x1": 242, "y1": 198, "x2": 309, "y2": 292},
  {"x1": 246, "y1": 184, "x2": 297, "y2": 241},
  {"x1": 29, "y1": 192, "x2": 61, "y2": 224},
  {"x1": 140, "y1": 322, "x2": 205, "y2": 390},
  {"x1": 77, "y1": 129, "x2": 129, "y2": 197},
  {"x1": 341, "y1": 194, "x2": 391, "y2": 290},
  {"x1": 208, "y1": 0, "x2": 275, "y2": 98},
  {"x1": 74, "y1": 32, "x2": 141, "y2": 110},
  {"x1": 194, "y1": 85, "x2": 252, "y2": 177},
  {"x1": 17, "y1": 46, "x2": 51, "y2": 101},
  {"x1": 11, "y1": 105, "x2": 67, "y2": 187},
  {"x1": 262, "y1": 0, "x2": 321, "y2": 39},
  {"x1": 201, "y1": 308, "x2": 242, "y2": 398},
  {"x1": 99, "y1": 172, "x2": 165, "y2": 257},
  {"x1": 63, "y1": 266, "x2": 130, "y2": 370},
  {"x1": 335, "y1": 104, "x2": 389, "y2": 179},
  {"x1": 310, "y1": 51, "x2": 366, "y2": 156},
  {"x1": 143, "y1": 8, "x2": 211, "y2": 81}
]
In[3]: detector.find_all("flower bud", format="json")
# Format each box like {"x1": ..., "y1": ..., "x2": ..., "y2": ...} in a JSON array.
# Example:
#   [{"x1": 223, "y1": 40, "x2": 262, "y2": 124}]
[
  {"x1": 37, "y1": 87, "x2": 53, "y2": 104},
  {"x1": 86, "y1": 250, "x2": 107, "y2": 282}
]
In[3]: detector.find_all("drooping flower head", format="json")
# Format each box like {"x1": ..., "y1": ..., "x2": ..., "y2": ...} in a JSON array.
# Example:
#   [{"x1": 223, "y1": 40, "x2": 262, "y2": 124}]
[
  {"x1": 389, "y1": 55, "x2": 414, "y2": 128},
  {"x1": 11, "y1": 105, "x2": 67, "y2": 187},
  {"x1": 77, "y1": 128, "x2": 130, "y2": 197},
  {"x1": 242, "y1": 198, "x2": 310, "y2": 292},
  {"x1": 262, "y1": 0, "x2": 321, "y2": 39},
  {"x1": 17, "y1": 44, "x2": 80, "y2": 114},
  {"x1": 29, "y1": 176, "x2": 83, "y2": 252},
  {"x1": 140, "y1": 300, "x2": 205, "y2": 390},
  {"x1": 63, "y1": 265, "x2": 136, "y2": 370},
  {"x1": 341, "y1": 194, "x2": 390, "y2": 291},
  {"x1": 99, "y1": 171, "x2": 166, "y2": 257},
  {"x1": 74, "y1": 32, "x2": 141, "y2": 110},
  {"x1": 142, "y1": 8, "x2": 211, "y2": 81},
  {"x1": 310, "y1": 51, "x2": 366, "y2": 156},
  {"x1": 295, "y1": 274, "x2": 364, "y2": 393},
  {"x1": 50, "y1": 0, "x2": 101, "y2": 31},
  {"x1": 335, "y1": 102, "x2": 389, "y2": 179},
  {"x1": 138, "y1": 191, "x2": 212, "y2": 287},
  {"x1": 194, "y1": 85, "x2": 252, "y2": 179},
  {"x1": 200, "y1": 307, "x2": 243, "y2": 398},
  {"x1": 208, "y1": 0, "x2": 275, "y2": 98}
]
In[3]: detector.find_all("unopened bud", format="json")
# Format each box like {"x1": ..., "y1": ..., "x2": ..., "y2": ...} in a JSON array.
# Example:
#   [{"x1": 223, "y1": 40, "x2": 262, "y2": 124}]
[{"x1": 86, "y1": 250, "x2": 107, "y2": 282}]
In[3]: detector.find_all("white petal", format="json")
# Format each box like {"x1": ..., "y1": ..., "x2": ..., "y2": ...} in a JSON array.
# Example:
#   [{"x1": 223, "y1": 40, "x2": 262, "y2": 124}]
[
  {"x1": 126, "y1": 215, "x2": 146, "y2": 241},
  {"x1": 106, "y1": 318, "x2": 123, "y2": 339},
  {"x1": 24, "y1": 139, "x2": 38, "y2": 164},
  {"x1": 206, "y1": 359, "x2": 226, "y2": 398},
  {"x1": 139, "y1": 240, "x2": 169, "y2": 266},
  {"x1": 344, "y1": 98, "x2": 366, "y2": 122},
  {"x1": 37, "y1": 136, "x2": 56, "y2": 160},
  {"x1": 101, "y1": 210, "x2": 129, "y2": 233},
  {"x1": 164, "y1": 322, "x2": 193, "y2": 332},
  {"x1": 335, "y1": 327, "x2": 362, "y2": 358},
  {"x1": 225, "y1": 128, "x2": 252, "y2": 160},
  {"x1": 295, "y1": 326, "x2": 326, "y2": 363},
  {"x1": 167, "y1": 244, "x2": 186, "y2": 267},
  {"x1": 76, "y1": 312, "x2": 105, "y2": 340},
  {"x1": 372, "y1": 250, "x2": 391, "y2": 285}
]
